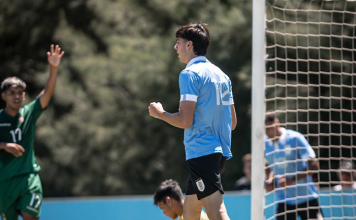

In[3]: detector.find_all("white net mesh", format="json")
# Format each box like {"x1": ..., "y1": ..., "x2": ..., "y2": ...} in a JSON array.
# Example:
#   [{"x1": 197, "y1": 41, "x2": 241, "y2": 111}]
[{"x1": 264, "y1": 0, "x2": 356, "y2": 219}]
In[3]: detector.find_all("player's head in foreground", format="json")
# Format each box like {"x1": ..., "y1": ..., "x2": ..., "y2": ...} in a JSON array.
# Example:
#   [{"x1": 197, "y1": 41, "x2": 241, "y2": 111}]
[
  {"x1": 338, "y1": 160, "x2": 356, "y2": 188},
  {"x1": 174, "y1": 22, "x2": 210, "y2": 64},
  {"x1": 1, "y1": 77, "x2": 26, "y2": 111},
  {"x1": 265, "y1": 111, "x2": 282, "y2": 140},
  {"x1": 154, "y1": 179, "x2": 184, "y2": 219}
]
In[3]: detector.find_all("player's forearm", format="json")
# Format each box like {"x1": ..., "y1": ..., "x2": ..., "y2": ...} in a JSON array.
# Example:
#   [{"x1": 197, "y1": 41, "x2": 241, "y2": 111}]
[
  {"x1": 231, "y1": 105, "x2": 237, "y2": 130},
  {"x1": 159, "y1": 111, "x2": 191, "y2": 129},
  {"x1": 0, "y1": 142, "x2": 5, "y2": 150},
  {"x1": 40, "y1": 66, "x2": 58, "y2": 108},
  {"x1": 265, "y1": 169, "x2": 275, "y2": 191},
  {"x1": 285, "y1": 172, "x2": 310, "y2": 185},
  {"x1": 294, "y1": 172, "x2": 309, "y2": 182},
  {"x1": 268, "y1": 169, "x2": 274, "y2": 180},
  {"x1": 288, "y1": 160, "x2": 319, "y2": 184},
  {"x1": 45, "y1": 66, "x2": 58, "y2": 96},
  {"x1": 299, "y1": 159, "x2": 318, "y2": 179}
]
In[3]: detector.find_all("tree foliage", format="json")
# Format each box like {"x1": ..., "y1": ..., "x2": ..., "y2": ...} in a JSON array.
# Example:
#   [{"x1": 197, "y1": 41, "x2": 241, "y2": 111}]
[
  {"x1": 1, "y1": 0, "x2": 252, "y2": 197},
  {"x1": 2, "y1": 0, "x2": 352, "y2": 197}
]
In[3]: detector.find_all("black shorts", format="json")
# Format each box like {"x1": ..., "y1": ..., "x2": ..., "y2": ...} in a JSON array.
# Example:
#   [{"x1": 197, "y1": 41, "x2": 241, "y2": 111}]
[
  {"x1": 186, "y1": 153, "x2": 226, "y2": 200},
  {"x1": 276, "y1": 198, "x2": 323, "y2": 220}
]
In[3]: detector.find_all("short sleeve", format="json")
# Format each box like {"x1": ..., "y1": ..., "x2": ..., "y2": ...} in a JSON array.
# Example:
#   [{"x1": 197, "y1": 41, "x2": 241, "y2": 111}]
[
  {"x1": 297, "y1": 135, "x2": 316, "y2": 159},
  {"x1": 228, "y1": 79, "x2": 234, "y2": 105},
  {"x1": 23, "y1": 96, "x2": 45, "y2": 121},
  {"x1": 179, "y1": 70, "x2": 200, "y2": 102}
]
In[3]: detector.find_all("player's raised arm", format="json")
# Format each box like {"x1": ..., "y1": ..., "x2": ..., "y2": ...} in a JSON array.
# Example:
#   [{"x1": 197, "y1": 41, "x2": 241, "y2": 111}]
[{"x1": 39, "y1": 44, "x2": 65, "y2": 109}]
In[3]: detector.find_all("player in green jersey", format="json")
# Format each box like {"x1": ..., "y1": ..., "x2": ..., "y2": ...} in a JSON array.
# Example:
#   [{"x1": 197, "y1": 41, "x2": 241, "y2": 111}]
[{"x1": 0, "y1": 45, "x2": 64, "y2": 220}]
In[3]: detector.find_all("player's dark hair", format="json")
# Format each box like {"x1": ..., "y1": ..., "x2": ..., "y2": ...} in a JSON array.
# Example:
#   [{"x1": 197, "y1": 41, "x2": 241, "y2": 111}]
[
  {"x1": 175, "y1": 22, "x2": 210, "y2": 56},
  {"x1": 1, "y1": 77, "x2": 26, "y2": 92},
  {"x1": 153, "y1": 179, "x2": 183, "y2": 205},
  {"x1": 265, "y1": 112, "x2": 277, "y2": 124}
]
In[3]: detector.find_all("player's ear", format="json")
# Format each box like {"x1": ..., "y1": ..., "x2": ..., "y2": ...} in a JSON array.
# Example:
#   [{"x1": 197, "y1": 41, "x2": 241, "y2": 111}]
[
  {"x1": 1, "y1": 92, "x2": 5, "y2": 101},
  {"x1": 22, "y1": 92, "x2": 25, "y2": 101},
  {"x1": 165, "y1": 196, "x2": 172, "y2": 205},
  {"x1": 187, "y1": 41, "x2": 193, "y2": 49}
]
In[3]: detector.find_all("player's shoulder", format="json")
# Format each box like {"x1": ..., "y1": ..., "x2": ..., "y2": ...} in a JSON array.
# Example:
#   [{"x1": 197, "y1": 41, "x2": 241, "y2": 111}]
[
  {"x1": 21, "y1": 97, "x2": 41, "y2": 113},
  {"x1": 285, "y1": 129, "x2": 304, "y2": 139},
  {"x1": 22, "y1": 99, "x2": 37, "y2": 109},
  {"x1": 264, "y1": 137, "x2": 274, "y2": 151},
  {"x1": 184, "y1": 61, "x2": 208, "y2": 75},
  {"x1": 180, "y1": 68, "x2": 199, "y2": 76},
  {"x1": 265, "y1": 135, "x2": 273, "y2": 143},
  {"x1": 265, "y1": 136, "x2": 272, "y2": 147},
  {"x1": 179, "y1": 70, "x2": 200, "y2": 85}
]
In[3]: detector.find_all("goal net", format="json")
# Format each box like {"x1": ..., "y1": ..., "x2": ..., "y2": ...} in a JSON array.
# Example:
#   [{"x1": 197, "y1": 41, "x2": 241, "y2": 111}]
[{"x1": 263, "y1": 0, "x2": 356, "y2": 219}]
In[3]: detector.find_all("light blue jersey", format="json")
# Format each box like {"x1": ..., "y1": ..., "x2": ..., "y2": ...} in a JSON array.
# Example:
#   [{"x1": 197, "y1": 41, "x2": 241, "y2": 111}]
[
  {"x1": 179, "y1": 56, "x2": 234, "y2": 161},
  {"x1": 265, "y1": 128, "x2": 318, "y2": 205}
]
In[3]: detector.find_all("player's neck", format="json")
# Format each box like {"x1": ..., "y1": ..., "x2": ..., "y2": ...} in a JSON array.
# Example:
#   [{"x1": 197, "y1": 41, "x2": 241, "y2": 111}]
[
  {"x1": 177, "y1": 200, "x2": 184, "y2": 216},
  {"x1": 272, "y1": 127, "x2": 283, "y2": 142},
  {"x1": 185, "y1": 54, "x2": 199, "y2": 64},
  {"x1": 4, "y1": 106, "x2": 19, "y2": 117}
]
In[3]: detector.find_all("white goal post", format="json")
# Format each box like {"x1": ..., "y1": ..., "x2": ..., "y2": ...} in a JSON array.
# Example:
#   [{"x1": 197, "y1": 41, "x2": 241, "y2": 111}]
[{"x1": 251, "y1": 0, "x2": 266, "y2": 219}]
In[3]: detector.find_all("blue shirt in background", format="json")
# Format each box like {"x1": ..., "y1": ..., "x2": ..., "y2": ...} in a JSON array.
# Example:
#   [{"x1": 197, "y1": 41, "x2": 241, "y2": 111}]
[
  {"x1": 179, "y1": 56, "x2": 234, "y2": 161},
  {"x1": 265, "y1": 128, "x2": 318, "y2": 205}
]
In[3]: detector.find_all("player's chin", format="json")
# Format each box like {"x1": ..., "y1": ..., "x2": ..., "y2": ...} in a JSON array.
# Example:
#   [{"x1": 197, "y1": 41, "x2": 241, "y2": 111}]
[
  {"x1": 170, "y1": 215, "x2": 178, "y2": 219},
  {"x1": 11, "y1": 104, "x2": 21, "y2": 109}
]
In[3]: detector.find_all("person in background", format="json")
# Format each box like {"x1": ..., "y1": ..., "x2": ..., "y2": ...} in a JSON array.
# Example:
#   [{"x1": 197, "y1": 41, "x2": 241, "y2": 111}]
[
  {"x1": 235, "y1": 154, "x2": 251, "y2": 191},
  {"x1": 264, "y1": 112, "x2": 323, "y2": 220},
  {"x1": 333, "y1": 160, "x2": 356, "y2": 191}
]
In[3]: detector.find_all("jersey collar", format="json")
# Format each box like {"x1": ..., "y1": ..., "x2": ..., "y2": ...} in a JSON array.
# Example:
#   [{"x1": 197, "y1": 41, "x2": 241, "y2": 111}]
[
  {"x1": 278, "y1": 127, "x2": 287, "y2": 144},
  {"x1": 1, "y1": 108, "x2": 20, "y2": 119},
  {"x1": 186, "y1": 56, "x2": 208, "y2": 68}
]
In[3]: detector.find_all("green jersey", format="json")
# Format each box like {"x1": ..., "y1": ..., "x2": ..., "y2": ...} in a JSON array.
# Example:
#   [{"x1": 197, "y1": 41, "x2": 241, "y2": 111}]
[{"x1": 0, "y1": 97, "x2": 45, "y2": 183}]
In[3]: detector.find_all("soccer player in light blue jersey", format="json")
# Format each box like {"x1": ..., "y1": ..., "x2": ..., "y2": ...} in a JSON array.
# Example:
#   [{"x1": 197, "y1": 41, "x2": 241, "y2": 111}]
[
  {"x1": 264, "y1": 112, "x2": 323, "y2": 220},
  {"x1": 148, "y1": 23, "x2": 237, "y2": 220}
]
